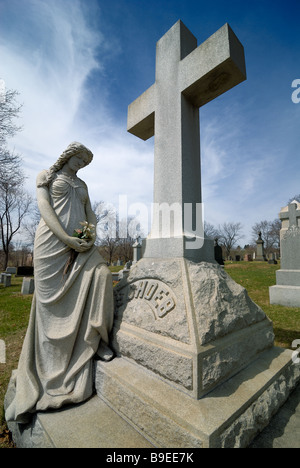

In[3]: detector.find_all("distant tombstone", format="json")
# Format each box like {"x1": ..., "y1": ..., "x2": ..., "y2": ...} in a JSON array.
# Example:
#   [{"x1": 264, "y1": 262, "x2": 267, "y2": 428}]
[
  {"x1": 0, "y1": 273, "x2": 6, "y2": 284},
  {"x1": 117, "y1": 259, "x2": 123, "y2": 266},
  {"x1": 244, "y1": 254, "x2": 252, "y2": 262},
  {"x1": 3, "y1": 274, "x2": 11, "y2": 287},
  {"x1": 16, "y1": 266, "x2": 34, "y2": 277},
  {"x1": 21, "y1": 277, "x2": 35, "y2": 295},
  {"x1": 268, "y1": 253, "x2": 277, "y2": 265},
  {"x1": 111, "y1": 272, "x2": 119, "y2": 282},
  {"x1": 6, "y1": 267, "x2": 17, "y2": 275},
  {"x1": 214, "y1": 238, "x2": 224, "y2": 266},
  {"x1": 132, "y1": 237, "x2": 143, "y2": 264},
  {"x1": 270, "y1": 200, "x2": 300, "y2": 306},
  {"x1": 255, "y1": 232, "x2": 266, "y2": 261}
]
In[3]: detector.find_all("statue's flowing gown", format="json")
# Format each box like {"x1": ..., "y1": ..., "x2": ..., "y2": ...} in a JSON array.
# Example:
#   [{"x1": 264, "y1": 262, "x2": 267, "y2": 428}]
[{"x1": 5, "y1": 173, "x2": 114, "y2": 423}]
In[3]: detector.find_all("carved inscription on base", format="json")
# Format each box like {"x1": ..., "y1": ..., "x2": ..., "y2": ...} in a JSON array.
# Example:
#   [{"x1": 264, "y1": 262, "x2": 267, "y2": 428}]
[{"x1": 116, "y1": 279, "x2": 176, "y2": 320}]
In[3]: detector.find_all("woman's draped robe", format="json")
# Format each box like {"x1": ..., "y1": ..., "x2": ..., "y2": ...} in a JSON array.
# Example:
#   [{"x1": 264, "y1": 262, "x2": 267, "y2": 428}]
[{"x1": 5, "y1": 173, "x2": 114, "y2": 423}]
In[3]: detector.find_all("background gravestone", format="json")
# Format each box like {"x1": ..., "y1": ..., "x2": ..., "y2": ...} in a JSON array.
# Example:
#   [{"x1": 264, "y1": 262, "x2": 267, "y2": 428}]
[
  {"x1": 255, "y1": 231, "x2": 266, "y2": 261},
  {"x1": 21, "y1": 277, "x2": 35, "y2": 295},
  {"x1": 270, "y1": 200, "x2": 300, "y2": 306}
]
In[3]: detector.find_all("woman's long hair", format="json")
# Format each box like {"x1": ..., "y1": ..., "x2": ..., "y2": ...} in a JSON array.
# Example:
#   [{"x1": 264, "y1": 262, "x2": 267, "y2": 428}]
[{"x1": 37, "y1": 142, "x2": 93, "y2": 187}]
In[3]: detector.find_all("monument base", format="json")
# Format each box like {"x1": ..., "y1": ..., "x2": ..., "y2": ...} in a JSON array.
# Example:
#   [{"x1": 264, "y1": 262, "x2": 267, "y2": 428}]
[
  {"x1": 95, "y1": 348, "x2": 300, "y2": 448},
  {"x1": 269, "y1": 284, "x2": 300, "y2": 307}
]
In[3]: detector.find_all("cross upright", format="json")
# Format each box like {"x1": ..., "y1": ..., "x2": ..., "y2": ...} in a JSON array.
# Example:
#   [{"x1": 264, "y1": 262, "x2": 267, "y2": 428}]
[
  {"x1": 280, "y1": 201, "x2": 300, "y2": 229},
  {"x1": 128, "y1": 20, "x2": 246, "y2": 262}
]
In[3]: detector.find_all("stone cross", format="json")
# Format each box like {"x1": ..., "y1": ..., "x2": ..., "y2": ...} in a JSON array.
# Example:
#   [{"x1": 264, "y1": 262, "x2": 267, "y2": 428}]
[
  {"x1": 128, "y1": 20, "x2": 246, "y2": 261},
  {"x1": 280, "y1": 201, "x2": 300, "y2": 228}
]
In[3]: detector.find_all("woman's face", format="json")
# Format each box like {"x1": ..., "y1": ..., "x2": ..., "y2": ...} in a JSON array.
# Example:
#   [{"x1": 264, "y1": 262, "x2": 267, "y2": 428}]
[{"x1": 66, "y1": 152, "x2": 90, "y2": 173}]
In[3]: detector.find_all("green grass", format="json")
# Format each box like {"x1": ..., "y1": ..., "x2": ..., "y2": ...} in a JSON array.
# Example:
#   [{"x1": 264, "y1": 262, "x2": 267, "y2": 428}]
[
  {"x1": 0, "y1": 277, "x2": 33, "y2": 447},
  {"x1": 225, "y1": 261, "x2": 300, "y2": 348},
  {"x1": 0, "y1": 262, "x2": 299, "y2": 447}
]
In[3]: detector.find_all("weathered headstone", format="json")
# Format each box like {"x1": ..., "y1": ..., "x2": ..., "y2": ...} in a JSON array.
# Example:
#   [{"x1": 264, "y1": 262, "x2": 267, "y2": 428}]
[
  {"x1": 270, "y1": 200, "x2": 300, "y2": 306},
  {"x1": 6, "y1": 267, "x2": 17, "y2": 275},
  {"x1": 3, "y1": 274, "x2": 11, "y2": 287},
  {"x1": 255, "y1": 231, "x2": 266, "y2": 261},
  {"x1": 268, "y1": 252, "x2": 277, "y2": 265},
  {"x1": 95, "y1": 21, "x2": 300, "y2": 448},
  {"x1": 21, "y1": 277, "x2": 35, "y2": 295}
]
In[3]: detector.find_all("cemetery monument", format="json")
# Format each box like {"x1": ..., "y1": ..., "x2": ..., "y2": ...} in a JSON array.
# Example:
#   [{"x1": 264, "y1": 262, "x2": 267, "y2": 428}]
[
  {"x1": 270, "y1": 200, "x2": 300, "y2": 306},
  {"x1": 95, "y1": 21, "x2": 300, "y2": 448},
  {"x1": 255, "y1": 231, "x2": 267, "y2": 261},
  {"x1": 5, "y1": 21, "x2": 300, "y2": 449}
]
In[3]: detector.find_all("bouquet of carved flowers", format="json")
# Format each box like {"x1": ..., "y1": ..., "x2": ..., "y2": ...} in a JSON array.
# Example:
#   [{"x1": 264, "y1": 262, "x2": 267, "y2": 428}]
[
  {"x1": 63, "y1": 222, "x2": 96, "y2": 277},
  {"x1": 73, "y1": 221, "x2": 96, "y2": 242}
]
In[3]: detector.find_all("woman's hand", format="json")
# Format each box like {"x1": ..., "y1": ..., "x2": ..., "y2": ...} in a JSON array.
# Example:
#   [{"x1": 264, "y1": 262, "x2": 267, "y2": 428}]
[{"x1": 65, "y1": 237, "x2": 94, "y2": 253}]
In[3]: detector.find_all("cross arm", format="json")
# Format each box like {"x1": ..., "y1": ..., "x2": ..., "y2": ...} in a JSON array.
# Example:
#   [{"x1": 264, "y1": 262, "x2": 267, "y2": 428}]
[
  {"x1": 127, "y1": 84, "x2": 156, "y2": 141},
  {"x1": 180, "y1": 23, "x2": 246, "y2": 108},
  {"x1": 279, "y1": 206, "x2": 300, "y2": 222}
]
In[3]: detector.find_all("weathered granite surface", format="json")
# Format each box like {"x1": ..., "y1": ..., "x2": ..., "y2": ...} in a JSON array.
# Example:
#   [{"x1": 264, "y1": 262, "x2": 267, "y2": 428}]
[{"x1": 112, "y1": 259, "x2": 274, "y2": 398}]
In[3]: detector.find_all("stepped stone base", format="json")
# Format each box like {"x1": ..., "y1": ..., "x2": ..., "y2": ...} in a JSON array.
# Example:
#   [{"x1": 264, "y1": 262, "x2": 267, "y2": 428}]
[
  {"x1": 5, "y1": 348, "x2": 300, "y2": 448},
  {"x1": 95, "y1": 348, "x2": 300, "y2": 448}
]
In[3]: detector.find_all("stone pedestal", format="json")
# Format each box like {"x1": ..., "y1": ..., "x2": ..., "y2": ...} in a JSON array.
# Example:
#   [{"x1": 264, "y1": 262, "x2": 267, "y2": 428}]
[
  {"x1": 111, "y1": 259, "x2": 274, "y2": 399},
  {"x1": 95, "y1": 348, "x2": 299, "y2": 448},
  {"x1": 94, "y1": 258, "x2": 300, "y2": 447}
]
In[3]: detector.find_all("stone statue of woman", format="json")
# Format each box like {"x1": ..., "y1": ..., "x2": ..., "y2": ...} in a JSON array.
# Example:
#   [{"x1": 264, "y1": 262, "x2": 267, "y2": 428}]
[{"x1": 5, "y1": 142, "x2": 114, "y2": 424}]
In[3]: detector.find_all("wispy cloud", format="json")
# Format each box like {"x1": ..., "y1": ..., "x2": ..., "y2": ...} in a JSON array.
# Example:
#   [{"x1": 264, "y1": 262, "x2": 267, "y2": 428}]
[
  {"x1": 0, "y1": 0, "x2": 103, "y2": 161},
  {"x1": 0, "y1": 0, "x2": 154, "y2": 212}
]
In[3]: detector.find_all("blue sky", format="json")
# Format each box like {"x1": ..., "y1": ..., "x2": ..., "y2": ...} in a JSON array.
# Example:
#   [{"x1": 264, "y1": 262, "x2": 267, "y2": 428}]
[{"x1": 0, "y1": 0, "x2": 299, "y2": 244}]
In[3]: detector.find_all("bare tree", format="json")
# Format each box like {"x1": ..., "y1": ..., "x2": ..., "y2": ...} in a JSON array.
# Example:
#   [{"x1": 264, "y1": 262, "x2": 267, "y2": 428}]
[
  {"x1": 0, "y1": 180, "x2": 32, "y2": 270},
  {"x1": 0, "y1": 85, "x2": 31, "y2": 269},
  {"x1": 0, "y1": 88, "x2": 22, "y2": 145},
  {"x1": 288, "y1": 195, "x2": 300, "y2": 204},
  {"x1": 23, "y1": 201, "x2": 41, "y2": 249},
  {"x1": 93, "y1": 201, "x2": 119, "y2": 264},
  {"x1": 204, "y1": 221, "x2": 219, "y2": 239},
  {"x1": 217, "y1": 222, "x2": 244, "y2": 259}
]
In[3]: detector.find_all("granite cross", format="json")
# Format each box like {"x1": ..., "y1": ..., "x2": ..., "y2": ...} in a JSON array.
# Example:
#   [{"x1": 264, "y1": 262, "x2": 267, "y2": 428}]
[
  {"x1": 127, "y1": 20, "x2": 246, "y2": 262},
  {"x1": 280, "y1": 201, "x2": 300, "y2": 228}
]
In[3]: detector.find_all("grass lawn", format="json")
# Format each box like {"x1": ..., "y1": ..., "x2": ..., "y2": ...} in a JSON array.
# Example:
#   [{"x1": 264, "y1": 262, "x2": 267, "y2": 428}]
[
  {"x1": 225, "y1": 261, "x2": 300, "y2": 348},
  {"x1": 0, "y1": 261, "x2": 299, "y2": 448}
]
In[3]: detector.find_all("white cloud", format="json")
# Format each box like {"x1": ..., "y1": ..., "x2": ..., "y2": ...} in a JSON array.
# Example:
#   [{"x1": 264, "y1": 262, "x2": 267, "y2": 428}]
[{"x1": 0, "y1": 0, "x2": 103, "y2": 163}]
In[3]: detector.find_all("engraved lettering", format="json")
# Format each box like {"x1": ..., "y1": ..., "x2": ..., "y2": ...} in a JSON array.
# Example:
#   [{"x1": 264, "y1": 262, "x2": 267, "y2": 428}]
[
  {"x1": 144, "y1": 282, "x2": 158, "y2": 300},
  {"x1": 135, "y1": 281, "x2": 148, "y2": 298},
  {"x1": 119, "y1": 279, "x2": 176, "y2": 319},
  {"x1": 156, "y1": 295, "x2": 176, "y2": 318}
]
